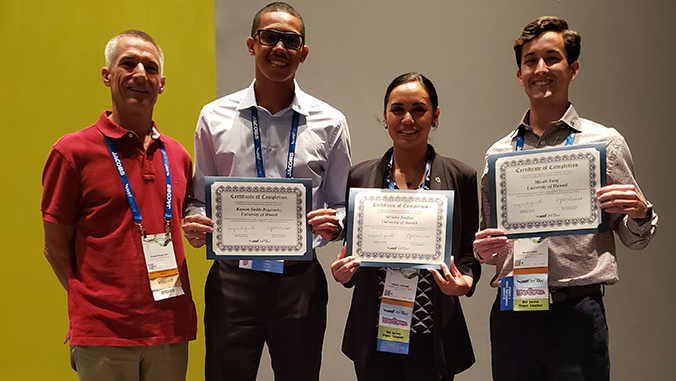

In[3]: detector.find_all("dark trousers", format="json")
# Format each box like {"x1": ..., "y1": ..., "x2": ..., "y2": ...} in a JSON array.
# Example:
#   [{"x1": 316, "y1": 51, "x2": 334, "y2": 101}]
[
  {"x1": 490, "y1": 291, "x2": 609, "y2": 381},
  {"x1": 354, "y1": 333, "x2": 454, "y2": 381},
  {"x1": 204, "y1": 258, "x2": 328, "y2": 381}
]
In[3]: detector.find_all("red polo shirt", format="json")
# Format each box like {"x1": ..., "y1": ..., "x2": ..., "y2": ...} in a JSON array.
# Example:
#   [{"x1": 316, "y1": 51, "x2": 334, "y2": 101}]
[{"x1": 41, "y1": 112, "x2": 197, "y2": 346}]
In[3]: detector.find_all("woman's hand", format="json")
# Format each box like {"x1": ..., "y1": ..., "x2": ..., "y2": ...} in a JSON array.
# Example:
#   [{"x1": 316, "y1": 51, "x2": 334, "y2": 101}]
[
  {"x1": 429, "y1": 256, "x2": 473, "y2": 296},
  {"x1": 330, "y1": 244, "x2": 360, "y2": 284}
]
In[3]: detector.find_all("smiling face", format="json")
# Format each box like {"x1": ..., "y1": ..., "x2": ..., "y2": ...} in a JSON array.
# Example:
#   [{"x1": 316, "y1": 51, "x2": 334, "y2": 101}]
[
  {"x1": 102, "y1": 36, "x2": 165, "y2": 120},
  {"x1": 246, "y1": 11, "x2": 308, "y2": 87},
  {"x1": 384, "y1": 81, "x2": 440, "y2": 152},
  {"x1": 517, "y1": 31, "x2": 579, "y2": 107}
]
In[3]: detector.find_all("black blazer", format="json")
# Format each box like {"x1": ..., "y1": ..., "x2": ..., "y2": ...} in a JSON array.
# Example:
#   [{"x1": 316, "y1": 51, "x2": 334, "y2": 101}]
[{"x1": 341, "y1": 145, "x2": 480, "y2": 377}]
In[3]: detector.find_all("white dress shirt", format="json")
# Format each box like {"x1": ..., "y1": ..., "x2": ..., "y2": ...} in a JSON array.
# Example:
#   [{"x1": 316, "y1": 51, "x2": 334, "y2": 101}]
[{"x1": 189, "y1": 80, "x2": 352, "y2": 247}]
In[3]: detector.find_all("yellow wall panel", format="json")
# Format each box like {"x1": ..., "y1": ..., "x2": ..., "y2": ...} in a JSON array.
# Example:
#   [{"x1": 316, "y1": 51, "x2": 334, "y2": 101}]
[{"x1": 0, "y1": 1, "x2": 215, "y2": 379}]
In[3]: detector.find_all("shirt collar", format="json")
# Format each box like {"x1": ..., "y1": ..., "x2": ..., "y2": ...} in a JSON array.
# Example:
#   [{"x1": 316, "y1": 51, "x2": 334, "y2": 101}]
[
  {"x1": 513, "y1": 103, "x2": 583, "y2": 138},
  {"x1": 236, "y1": 79, "x2": 309, "y2": 117},
  {"x1": 96, "y1": 111, "x2": 161, "y2": 141}
]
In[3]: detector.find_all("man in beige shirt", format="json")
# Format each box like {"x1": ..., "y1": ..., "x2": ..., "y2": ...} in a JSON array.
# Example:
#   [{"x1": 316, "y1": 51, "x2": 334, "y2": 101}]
[{"x1": 473, "y1": 16, "x2": 658, "y2": 381}]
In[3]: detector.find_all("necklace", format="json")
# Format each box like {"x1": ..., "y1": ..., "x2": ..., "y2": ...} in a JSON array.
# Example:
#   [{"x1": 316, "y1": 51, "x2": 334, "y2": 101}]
[{"x1": 394, "y1": 163, "x2": 425, "y2": 189}]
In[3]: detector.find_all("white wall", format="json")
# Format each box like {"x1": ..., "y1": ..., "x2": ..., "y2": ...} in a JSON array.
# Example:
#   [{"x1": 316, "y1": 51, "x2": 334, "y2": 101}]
[{"x1": 215, "y1": 1, "x2": 675, "y2": 380}]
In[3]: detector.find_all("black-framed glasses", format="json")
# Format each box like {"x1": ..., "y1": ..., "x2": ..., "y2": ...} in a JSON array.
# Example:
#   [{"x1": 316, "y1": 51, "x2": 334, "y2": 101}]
[{"x1": 255, "y1": 29, "x2": 304, "y2": 50}]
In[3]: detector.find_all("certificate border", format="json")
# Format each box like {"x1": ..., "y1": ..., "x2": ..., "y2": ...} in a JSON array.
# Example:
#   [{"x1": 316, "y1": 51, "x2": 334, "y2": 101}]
[
  {"x1": 488, "y1": 143, "x2": 609, "y2": 239},
  {"x1": 205, "y1": 177, "x2": 313, "y2": 260},
  {"x1": 346, "y1": 188, "x2": 454, "y2": 269}
]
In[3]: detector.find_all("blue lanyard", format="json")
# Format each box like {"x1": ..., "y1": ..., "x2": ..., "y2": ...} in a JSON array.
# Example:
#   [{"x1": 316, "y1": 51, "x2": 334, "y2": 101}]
[
  {"x1": 387, "y1": 153, "x2": 432, "y2": 190},
  {"x1": 516, "y1": 130, "x2": 575, "y2": 151},
  {"x1": 104, "y1": 135, "x2": 172, "y2": 236},
  {"x1": 250, "y1": 107, "x2": 299, "y2": 179}
]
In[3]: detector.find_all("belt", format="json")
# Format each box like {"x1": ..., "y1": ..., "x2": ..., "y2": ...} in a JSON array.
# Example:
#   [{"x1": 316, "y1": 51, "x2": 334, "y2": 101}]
[{"x1": 549, "y1": 284, "x2": 602, "y2": 304}]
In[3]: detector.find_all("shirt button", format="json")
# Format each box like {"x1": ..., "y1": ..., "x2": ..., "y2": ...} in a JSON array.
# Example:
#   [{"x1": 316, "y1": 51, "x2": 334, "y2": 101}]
[
  {"x1": 128, "y1": 133, "x2": 134, "y2": 138},
  {"x1": 538, "y1": 141, "x2": 545, "y2": 146}
]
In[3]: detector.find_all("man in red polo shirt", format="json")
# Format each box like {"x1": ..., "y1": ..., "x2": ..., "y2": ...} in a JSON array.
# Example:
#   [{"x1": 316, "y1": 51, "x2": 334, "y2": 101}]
[{"x1": 41, "y1": 30, "x2": 197, "y2": 381}]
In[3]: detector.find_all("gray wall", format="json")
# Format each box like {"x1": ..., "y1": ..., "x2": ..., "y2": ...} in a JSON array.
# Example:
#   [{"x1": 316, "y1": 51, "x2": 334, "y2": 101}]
[{"x1": 215, "y1": 1, "x2": 675, "y2": 380}]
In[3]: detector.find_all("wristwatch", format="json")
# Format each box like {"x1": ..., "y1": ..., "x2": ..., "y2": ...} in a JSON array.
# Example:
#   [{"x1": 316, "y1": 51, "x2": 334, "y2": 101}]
[{"x1": 633, "y1": 201, "x2": 653, "y2": 224}]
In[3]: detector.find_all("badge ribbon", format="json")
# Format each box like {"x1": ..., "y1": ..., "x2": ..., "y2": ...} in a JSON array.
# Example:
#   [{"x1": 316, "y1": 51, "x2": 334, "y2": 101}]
[{"x1": 377, "y1": 268, "x2": 419, "y2": 354}]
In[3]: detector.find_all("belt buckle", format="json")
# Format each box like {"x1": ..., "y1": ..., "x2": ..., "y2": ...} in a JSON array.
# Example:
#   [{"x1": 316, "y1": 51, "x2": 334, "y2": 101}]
[{"x1": 549, "y1": 289, "x2": 566, "y2": 304}]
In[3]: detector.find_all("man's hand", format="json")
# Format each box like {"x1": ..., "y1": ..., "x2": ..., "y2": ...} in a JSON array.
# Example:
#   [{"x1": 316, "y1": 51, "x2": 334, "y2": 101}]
[
  {"x1": 473, "y1": 228, "x2": 509, "y2": 261},
  {"x1": 182, "y1": 215, "x2": 214, "y2": 248},
  {"x1": 597, "y1": 184, "x2": 649, "y2": 220},
  {"x1": 429, "y1": 256, "x2": 474, "y2": 296},
  {"x1": 307, "y1": 208, "x2": 340, "y2": 241},
  {"x1": 330, "y1": 244, "x2": 360, "y2": 284}
]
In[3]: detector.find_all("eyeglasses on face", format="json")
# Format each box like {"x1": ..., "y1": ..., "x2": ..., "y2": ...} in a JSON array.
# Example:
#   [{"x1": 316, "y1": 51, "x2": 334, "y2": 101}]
[{"x1": 255, "y1": 29, "x2": 304, "y2": 50}]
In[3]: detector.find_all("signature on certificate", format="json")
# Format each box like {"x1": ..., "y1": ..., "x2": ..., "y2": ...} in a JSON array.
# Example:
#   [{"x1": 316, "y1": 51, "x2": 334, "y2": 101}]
[{"x1": 228, "y1": 225, "x2": 257, "y2": 234}]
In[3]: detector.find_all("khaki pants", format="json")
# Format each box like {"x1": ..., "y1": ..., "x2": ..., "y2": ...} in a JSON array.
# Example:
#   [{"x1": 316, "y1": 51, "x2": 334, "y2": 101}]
[{"x1": 70, "y1": 342, "x2": 188, "y2": 381}]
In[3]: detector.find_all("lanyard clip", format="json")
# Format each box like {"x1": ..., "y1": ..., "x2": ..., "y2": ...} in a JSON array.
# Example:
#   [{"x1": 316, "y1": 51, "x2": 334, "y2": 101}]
[
  {"x1": 164, "y1": 219, "x2": 171, "y2": 235},
  {"x1": 137, "y1": 223, "x2": 147, "y2": 239}
]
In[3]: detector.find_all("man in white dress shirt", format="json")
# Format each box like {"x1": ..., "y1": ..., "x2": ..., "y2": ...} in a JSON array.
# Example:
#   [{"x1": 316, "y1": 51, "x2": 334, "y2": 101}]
[{"x1": 182, "y1": 2, "x2": 351, "y2": 381}]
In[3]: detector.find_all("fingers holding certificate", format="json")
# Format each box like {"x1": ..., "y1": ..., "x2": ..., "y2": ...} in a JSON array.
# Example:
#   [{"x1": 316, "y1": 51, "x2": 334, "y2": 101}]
[
  {"x1": 205, "y1": 177, "x2": 313, "y2": 260},
  {"x1": 346, "y1": 188, "x2": 454, "y2": 269},
  {"x1": 487, "y1": 143, "x2": 609, "y2": 238}
]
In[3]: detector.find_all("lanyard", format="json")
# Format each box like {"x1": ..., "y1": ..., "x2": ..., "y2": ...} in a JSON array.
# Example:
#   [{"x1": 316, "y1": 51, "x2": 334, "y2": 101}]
[
  {"x1": 104, "y1": 135, "x2": 172, "y2": 237},
  {"x1": 516, "y1": 130, "x2": 575, "y2": 151},
  {"x1": 250, "y1": 107, "x2": 299, "y2": 179},
  {"x1": 379, "y1": 151, "x2": 432, "y2": 354},
  {"x1": 387, "y1": 152, "x2": 432, "y2": 190}
]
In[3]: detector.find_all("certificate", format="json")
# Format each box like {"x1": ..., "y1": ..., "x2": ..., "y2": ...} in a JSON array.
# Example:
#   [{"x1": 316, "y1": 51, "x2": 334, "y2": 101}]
[
  {"x1": 346, "y1": 188, "x2": 454, "y2": 269},
  {"x1": 488, "y1": 143, "x2": 609, "y2": 238},
  {"x1": 205, "y1": 177, "x2": 313, "y2": 260}
]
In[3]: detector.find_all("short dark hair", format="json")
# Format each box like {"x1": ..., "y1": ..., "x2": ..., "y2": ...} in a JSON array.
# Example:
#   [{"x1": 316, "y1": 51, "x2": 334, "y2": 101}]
[
  {"x1": 251, "y1": 2, "x2": 305, "y2": 38},
  {"x1": 384, "y1": 72, "x2": 439, "y2": 126},
  {"x1": 514, "y1": 16, "x2": 581, "y2": 67}
]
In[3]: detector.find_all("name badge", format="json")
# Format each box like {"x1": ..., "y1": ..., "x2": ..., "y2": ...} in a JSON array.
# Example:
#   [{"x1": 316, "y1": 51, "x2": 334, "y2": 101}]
[
  {"x1": 142, "y1": 232, "x2": 184, "y2": 301},
  {"x1": 239, "y1": 259, "x2": 284, "y2": 274},
  {"x1": 512, "y1": 237, "x2": 549, "y2": 311},
  {"x1": 377, "y1": 268, "x2": 418, "y2": 354}
]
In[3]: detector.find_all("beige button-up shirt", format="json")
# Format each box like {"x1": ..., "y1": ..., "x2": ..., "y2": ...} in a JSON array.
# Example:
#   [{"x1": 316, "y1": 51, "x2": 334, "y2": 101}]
[{"x1": 479, "y1": 105, "x2": 658, "y2": 289}]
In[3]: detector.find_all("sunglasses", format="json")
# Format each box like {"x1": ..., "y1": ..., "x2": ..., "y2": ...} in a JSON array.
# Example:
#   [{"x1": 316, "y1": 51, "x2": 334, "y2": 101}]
[{"x1": 255, "y1": 29, "x2": 305, "y2": 51}]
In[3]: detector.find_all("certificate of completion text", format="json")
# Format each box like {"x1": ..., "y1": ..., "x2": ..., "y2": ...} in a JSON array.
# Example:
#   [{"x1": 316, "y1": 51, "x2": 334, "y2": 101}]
[
  {"x1": 205, "y1": 177, "x2": 312, "y2": 260},
  {"x1": 347, "y1": 189, "x2": 454, "y2": 269},
  {"x1": 488, "y1": 143, "x2": 607, "y2": 238}
]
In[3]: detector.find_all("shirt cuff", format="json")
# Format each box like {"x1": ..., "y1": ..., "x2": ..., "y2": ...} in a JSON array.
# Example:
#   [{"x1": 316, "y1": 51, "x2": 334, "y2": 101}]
[
  {"x1": 627, "y1": 201, "x2": 656, "y2": 236},
  {"x1": 332, "y1": 208, "x2": 347, "y2": 241}
]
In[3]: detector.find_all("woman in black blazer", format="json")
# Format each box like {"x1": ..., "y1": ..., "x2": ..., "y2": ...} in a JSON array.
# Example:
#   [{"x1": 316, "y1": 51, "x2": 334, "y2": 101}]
[{"x1": 331, "y1": 73, "x2": 481, "y2": 381}]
